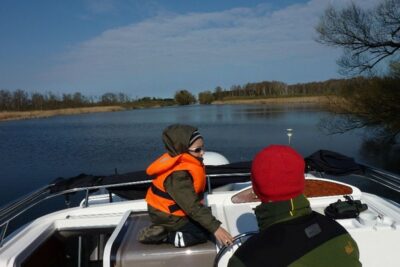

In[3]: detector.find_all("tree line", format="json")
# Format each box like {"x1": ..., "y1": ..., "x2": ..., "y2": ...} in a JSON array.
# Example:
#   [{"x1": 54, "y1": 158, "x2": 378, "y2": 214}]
[
  {"x1": 0, "y1": 90, "x2": 175, "y2": 111},
  {"x1": 197, "y1": 79, "x2": 347, "y2": 104}
]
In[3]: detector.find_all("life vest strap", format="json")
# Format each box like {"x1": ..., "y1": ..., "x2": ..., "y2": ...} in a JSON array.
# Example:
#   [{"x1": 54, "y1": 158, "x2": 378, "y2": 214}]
[
  {"x1": 168, "y1": 204, "x2": 181, "y2": 213},
  {"x1": 151, "y1": 184, "x2": 173, "y2": 200},
  {"x1": 150, "y1": 184, "x2": 184, "y2": 214}
]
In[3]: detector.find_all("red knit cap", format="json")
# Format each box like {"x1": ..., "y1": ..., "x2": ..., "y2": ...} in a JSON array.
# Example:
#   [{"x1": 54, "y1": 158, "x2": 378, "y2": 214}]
[{"x1": 251, "y1": 145, "x2": 305, "y2": 202}]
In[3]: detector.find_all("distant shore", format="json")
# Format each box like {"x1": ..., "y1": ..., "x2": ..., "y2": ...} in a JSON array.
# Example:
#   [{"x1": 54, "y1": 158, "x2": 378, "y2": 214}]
[
  {"x1": 0, "y1": 106, "x2": 125, "y2": 122},
  {"x1": 212, "y1": 96, "x2": 329, "y2": 105},
  {"x1": 0, "y1": 96, "x2": 330, "y2": 122}
]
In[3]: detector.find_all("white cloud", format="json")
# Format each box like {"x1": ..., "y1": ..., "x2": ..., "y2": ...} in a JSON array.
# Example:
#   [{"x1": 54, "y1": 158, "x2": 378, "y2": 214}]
[{"x1": 43, "y1": 0, "x2": 378, "y2": 96}]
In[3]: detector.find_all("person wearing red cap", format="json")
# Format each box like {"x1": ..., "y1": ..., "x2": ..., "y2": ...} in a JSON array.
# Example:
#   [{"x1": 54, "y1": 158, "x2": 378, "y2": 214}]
[{"x1": 228, "y1": 145, "x2": 361, "y2": 267}]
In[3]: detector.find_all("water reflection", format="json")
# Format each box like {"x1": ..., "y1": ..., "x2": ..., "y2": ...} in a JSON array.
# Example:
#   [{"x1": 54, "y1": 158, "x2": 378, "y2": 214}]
[
  {"x1": 232, "y1": 103, "x2": 323, "y2": 120},
  {"x1": 318, "y1": 112, "x2": 400, "y2": 174},
  {"x1": 359, "y1": 139, "x2": 400, "y2": 173}
]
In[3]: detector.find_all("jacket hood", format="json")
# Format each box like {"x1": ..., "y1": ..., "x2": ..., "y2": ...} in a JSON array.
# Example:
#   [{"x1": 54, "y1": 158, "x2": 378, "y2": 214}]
[{"x1": 162, "y1": 124, "x2": 198, "y2": 156}]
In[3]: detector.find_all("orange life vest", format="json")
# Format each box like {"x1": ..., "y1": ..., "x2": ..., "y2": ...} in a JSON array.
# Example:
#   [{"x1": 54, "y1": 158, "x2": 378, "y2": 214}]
[{"x1": 145, "y1": 152, "x2": 206, "y2": 217}]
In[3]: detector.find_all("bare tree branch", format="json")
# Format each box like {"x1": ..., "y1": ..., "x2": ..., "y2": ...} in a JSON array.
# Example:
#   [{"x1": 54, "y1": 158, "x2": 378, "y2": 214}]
[{"x1": 316, "y1": 0, "x2": 400, "y2": 75}]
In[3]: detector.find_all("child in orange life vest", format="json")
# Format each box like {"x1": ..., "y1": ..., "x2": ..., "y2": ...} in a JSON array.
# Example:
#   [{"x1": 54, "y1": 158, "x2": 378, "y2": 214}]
[{"x1": 138, "y1": 124, "x2": 233, "y2": 247}]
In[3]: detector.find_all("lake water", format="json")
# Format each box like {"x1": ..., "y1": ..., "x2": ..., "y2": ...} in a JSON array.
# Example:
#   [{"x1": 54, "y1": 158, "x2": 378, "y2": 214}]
[{"x1": 1, "y1": 104, "x2": 399, "y2": 207}]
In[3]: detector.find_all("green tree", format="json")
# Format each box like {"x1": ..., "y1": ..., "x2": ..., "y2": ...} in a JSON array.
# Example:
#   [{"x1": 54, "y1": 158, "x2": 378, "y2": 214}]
[
  {"x1": 198, "y1": 91, "x2": 214, "y2": 104},
  {"x1": 101, "y1": 92, "x2": 118, "y2": 105},
  {"x1": 0, "y1": 89, "x2": 12, "y2": 110},
  {"x1": 213, "y1": 86, "x2": 224, "y2": 100},
  {"x1": 118, "y1": 92, "x2": 130, "y2": 104},
  {"x1": 31, "y1": 92, "x2": 45, "y2": 110},
  {"x1": 316, "y1": 0, "x2": 400, "y2": 75},
  {"x1": 62, "y1": 93, "x2": 73, "y2": 108},
  {"x1": 174, "y1": 90, "x2": 196, "y2": 105},
  {"x1": 72, "y1": 92, "x2": 87, "y2": 107},
  {"x1": 12, "y1": 89, "x2": 29, "y2": 111},
  {"x1": 46, "y1": 92, "x2": 61, "y2": 109}
]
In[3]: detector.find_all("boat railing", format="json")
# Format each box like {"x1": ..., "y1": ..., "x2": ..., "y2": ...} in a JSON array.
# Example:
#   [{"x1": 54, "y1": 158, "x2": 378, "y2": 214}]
[
  {"x1": 0, "y1": 172, "x2": 251, "y2": 247},
  {"x1": 0, "y1": 172, "x2": 256, "y2": 247},
  {"x1": 0, "y1": 179, "x2": 153, "y2": 247},
  {"x1": 309, "y1": 163, "x2": 400, "y2": 193},
  {"x1": 1, "y1": 166, "x2": 398, "y2": 247},
  {"x1": 361, "y1": 164, "x2": 400, "y2": 193}
]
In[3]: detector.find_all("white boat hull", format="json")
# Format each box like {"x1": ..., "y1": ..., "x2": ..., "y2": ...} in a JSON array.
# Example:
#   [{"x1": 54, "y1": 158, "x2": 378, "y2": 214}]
[{"x1": 1, "y1": 176, "x2": 399, "y2": 267}]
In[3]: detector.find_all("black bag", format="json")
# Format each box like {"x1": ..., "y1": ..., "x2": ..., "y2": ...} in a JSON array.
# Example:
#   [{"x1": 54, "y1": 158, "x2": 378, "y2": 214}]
[
  {"x1": 324, "y1": 195, "x2": 368, "y2": 219},
  {"x1": 305, "y1": 150, "x2": 364, "y2": 176}
]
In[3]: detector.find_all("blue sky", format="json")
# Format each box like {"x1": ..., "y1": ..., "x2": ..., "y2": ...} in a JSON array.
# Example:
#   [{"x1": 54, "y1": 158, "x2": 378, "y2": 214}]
[{"x1": 0, "y1": 0, "x2": 376, "y2": 98}]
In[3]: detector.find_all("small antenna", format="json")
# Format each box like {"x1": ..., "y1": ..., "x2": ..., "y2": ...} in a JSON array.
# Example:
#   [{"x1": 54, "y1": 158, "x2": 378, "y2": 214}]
[{"x1": 286, "y1": 128, "x2": 293, "y2": 145}]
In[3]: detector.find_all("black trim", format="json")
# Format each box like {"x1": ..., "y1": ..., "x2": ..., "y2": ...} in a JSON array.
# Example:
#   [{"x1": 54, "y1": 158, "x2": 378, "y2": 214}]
[
  {"x1": 150, "y1": 184, "x2": 173, "y2": 200},
  {"x1": 168, "y1": 204, "x2": 182, "y2": 213},
  {"x1": 151, "y1": 184, "x2": 184, "y2": 214}
]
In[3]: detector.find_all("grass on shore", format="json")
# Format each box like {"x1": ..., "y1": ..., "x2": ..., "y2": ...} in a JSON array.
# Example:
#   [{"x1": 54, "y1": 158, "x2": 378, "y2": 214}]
[
  {"x1": 0, "y1": 106, "x2": 126, "y2": 122},
  {"x1": 212, "y1": 95, "x2": 330, "y2": 105}
]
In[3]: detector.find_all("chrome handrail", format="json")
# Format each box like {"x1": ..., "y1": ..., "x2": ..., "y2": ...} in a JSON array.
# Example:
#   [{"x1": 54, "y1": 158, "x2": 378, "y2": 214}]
[
  {"x1": 0, "y1": 185, "x2": 52, "y2": 219},
  {"x1": 0, "y1": 172, "x2": 253, "y2": 227},
  {"x1": 0, "y1": 179, "x2": 152, "y2": 247},
  {"x1": 207, "y1": 173, "x2": 251, "y2": 177},
  {"x1": 361, "y1": 164, "x2": 400, "y2": 193},
  {"x1": 0, "y1": 221, "x2": 8, "y2": 247}
]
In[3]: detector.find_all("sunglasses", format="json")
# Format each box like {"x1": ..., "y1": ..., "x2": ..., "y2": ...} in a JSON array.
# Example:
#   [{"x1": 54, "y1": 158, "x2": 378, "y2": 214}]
[{"x1": 188, "y1": 147, "x2": 205, "y2": 153}]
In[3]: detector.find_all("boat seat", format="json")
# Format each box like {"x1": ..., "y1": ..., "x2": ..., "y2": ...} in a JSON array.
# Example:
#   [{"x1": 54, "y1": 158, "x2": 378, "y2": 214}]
[{"x1": 105, "y1": 212, "x2": 217, "y2": 267}]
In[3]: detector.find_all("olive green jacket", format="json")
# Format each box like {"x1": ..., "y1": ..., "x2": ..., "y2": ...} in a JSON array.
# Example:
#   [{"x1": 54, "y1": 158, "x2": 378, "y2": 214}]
[{"x1": 228, "y1": 195, "x2": 361, "y2": 267}]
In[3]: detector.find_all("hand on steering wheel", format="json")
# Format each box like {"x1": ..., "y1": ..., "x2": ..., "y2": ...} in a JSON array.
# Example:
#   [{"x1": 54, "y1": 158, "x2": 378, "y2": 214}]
[{"x1": 213, "y1": 231, "x2": 258, "y2": 267}]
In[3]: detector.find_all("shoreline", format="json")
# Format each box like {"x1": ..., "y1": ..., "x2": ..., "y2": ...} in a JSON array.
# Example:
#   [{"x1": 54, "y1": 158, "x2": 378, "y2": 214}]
[
  {"x1": 0, "y1": 96, "x2": 330, "y2": 122},
  {"x1": 212, "y1": 96, "x2": 329, "y2": 105},
  {"x1": 0, "y1": 106, "x2": 126, "y2": 122}
]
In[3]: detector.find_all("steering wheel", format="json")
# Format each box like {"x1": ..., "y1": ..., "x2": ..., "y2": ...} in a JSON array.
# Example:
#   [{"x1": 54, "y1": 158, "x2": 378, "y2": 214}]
[{"x1": 213, "y1": 231, "x2": 258, "y2": 267}]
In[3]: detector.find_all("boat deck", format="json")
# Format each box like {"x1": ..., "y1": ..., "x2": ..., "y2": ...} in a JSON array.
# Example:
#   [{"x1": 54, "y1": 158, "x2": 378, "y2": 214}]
[{"x1": 104, "y1": 212, "x2": 216, "y2": 267}]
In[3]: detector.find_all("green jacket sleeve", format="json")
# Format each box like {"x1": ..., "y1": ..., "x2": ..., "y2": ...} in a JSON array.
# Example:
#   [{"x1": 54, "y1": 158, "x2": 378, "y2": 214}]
[
  {"x1": 164, "y1": 170, "x2": 221, "y2": 233},
  {"x1": 227, "y1": 255, "x2": 247, "y2": 267}
]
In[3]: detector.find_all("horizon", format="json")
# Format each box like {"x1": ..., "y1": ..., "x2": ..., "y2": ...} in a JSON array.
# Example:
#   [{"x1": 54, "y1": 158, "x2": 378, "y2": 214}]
[{"x1": 0, "y1": 0, "x2": 378, "y2": 98}]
